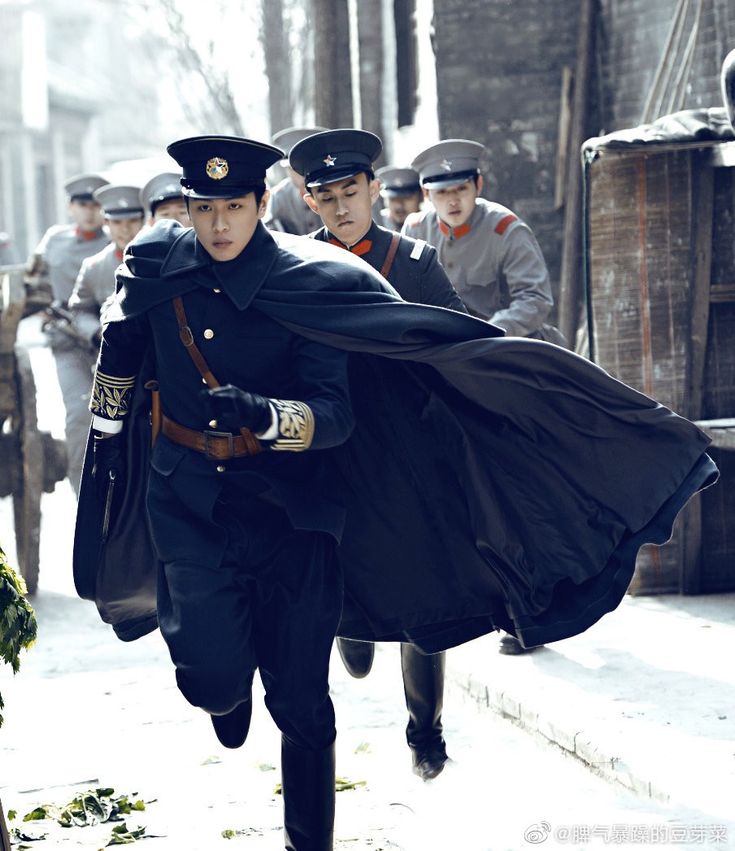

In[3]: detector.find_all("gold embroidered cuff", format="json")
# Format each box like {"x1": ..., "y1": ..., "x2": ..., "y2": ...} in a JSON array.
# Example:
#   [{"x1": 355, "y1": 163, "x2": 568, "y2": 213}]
[
  {"x1": 90, "y1": 370, "x2": 136, "y2": 420},
  {"x1": 270, "y1": 399, "x2": 315, "y2": 452}
]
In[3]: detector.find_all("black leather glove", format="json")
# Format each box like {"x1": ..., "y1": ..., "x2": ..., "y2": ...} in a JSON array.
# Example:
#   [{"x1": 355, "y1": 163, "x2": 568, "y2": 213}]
[
  {"x1": 92, "y1": 432, "x2": 126, "y2": 497},
  {"x1": 204, "y1": 385, "x2": 272, "y2": 434}
]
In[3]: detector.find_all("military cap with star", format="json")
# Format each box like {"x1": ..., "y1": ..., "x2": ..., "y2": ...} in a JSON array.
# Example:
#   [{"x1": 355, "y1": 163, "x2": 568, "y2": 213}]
[
  {"x1": 166, "y1": 135, "x2": 284, "y2": 199},
  {"x1": 63, "y1": 173, "x2": 109, "y2": 202},
  {"x1": 272, "y1": 126, "x2": 329, "y2": 162},
  {"x1": 140, "y1": 172, "x2": 184, "y2": 215},
  {"x1": 93, "y1": 184, "x2": 145, "y2": 220},
  {"x1": 289, "y1": 129, "x2": 382, "y2": 188},
  {"x1": 375, "y1": 165, "x2": 421, "y2": 198},
  {"x1": 410, "y1": 139, "x2": 485, "y2": 189}
]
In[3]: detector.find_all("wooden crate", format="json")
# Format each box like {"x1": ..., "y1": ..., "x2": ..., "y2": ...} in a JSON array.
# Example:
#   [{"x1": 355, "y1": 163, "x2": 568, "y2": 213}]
[{"x1": 586, "y1": 140, "x2": 735, "y2": 594}]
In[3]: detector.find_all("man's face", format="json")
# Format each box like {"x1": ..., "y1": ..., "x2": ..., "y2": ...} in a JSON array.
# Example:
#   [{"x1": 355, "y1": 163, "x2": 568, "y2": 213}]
[
  {"x1": 152, "y1": 199, "x2": 190, "y2": 226},
  {"x1": 426, "y1": 176, "x2": 482, "y2": 229},
  {"x1": 188, "y1": 192, "x2": 268, "y2": 262},
  {"x1": 305, "y1": 171, "x2": 380, "y2": 247},
  {"x1": 69, "y1": 199, "x2": 104, "y2": 231},
  {"x1": 386, "y1": 192, "x2": 422, "y2": 226},
  {"x1": 107, "y1": 217, "x2": 145, "y2": 252}
]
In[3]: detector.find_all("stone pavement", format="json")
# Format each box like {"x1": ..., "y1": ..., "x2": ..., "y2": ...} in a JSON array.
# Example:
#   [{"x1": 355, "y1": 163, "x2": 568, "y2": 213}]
[{"x1": 447, "y1": 592, "x2": 735, "y2": 830}]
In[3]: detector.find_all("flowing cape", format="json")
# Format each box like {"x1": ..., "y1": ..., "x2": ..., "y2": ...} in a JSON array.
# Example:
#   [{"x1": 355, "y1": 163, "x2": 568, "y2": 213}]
[{"x1": 74, "y1": 222, "x2": 717, "y2": 649}]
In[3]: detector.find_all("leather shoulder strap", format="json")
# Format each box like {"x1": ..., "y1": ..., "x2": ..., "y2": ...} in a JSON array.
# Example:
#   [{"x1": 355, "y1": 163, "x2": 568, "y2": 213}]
[
  {"x1": 173, "y1": 296, "x2": 220, "y2": 389},
  {"x1": 380, "y1": 232, "x2": 401, "y2": 279}
]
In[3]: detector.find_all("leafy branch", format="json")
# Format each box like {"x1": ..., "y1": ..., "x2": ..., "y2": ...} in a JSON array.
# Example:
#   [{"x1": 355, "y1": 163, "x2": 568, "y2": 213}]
[{"x1": 0, "y1": 546, "x2": 37, "y2": 728}]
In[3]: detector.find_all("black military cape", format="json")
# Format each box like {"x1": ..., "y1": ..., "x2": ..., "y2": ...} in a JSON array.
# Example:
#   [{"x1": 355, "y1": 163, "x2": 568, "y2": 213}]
[{"x1": 74, "y1": 222, "x2": 717, "y2": 649}]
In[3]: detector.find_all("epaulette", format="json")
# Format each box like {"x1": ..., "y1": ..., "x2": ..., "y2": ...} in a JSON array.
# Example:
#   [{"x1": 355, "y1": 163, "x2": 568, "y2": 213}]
[
  {"x1": 409, "y1": 239, "x2": 426, "y2": 261},
  {"x1": 494, "y1": 213, "x2": 518, "y2": 235}
]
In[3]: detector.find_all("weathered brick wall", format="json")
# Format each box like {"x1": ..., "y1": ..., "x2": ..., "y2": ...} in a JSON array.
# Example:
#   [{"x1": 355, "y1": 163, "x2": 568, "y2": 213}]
[
  {"x1": 431, "y1": 0, "x2": 735, "y2": 311},
  {"x1": 598, "y1": 0, "x2": 735, "y2": 131},
  {"x1": 432, "y1": 0, "x2": 581, "y2": 309}
]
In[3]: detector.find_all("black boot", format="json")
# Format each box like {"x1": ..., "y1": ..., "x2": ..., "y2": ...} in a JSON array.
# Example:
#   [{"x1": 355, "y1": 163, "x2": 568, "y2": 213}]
[
  {"x1": 281, "y1": 736, "x2": 335, "y2": 851},
  {"x1": 400, "y1": 643, "x2": 448, "y2": 781},
  {"x1": 211, "y1": 698, "x2": 252, "y2": 749},
  {"x1": 336, "y1": 637, "x2": 375, "y2": 678}
]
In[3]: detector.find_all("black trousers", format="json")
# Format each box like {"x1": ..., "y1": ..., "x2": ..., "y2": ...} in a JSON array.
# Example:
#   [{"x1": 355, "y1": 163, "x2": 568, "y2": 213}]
[{"x1": 156, "y1": 490, "x2": 342, "y2": 751}]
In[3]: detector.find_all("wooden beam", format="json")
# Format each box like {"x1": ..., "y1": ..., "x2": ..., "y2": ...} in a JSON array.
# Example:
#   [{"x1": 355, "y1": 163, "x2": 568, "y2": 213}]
[
  {"x1": 0, "y1": 798, "x2": 11, "y2": 851},
  {"x1": 557, "y1": 0, "x2": 597, "y2": 346}
]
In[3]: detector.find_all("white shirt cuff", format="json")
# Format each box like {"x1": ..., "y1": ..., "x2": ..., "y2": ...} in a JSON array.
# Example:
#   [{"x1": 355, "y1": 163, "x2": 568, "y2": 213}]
[{"x1": 92, "y1": 415, "x2": 123, "y2": 434}]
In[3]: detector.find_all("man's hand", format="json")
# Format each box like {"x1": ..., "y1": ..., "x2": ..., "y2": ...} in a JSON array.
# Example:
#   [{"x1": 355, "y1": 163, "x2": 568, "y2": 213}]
[
  {"x1": 93, "y1": 433, "x2": 126, "y2": 496},
  {"x1": 204, "y1": 385, "x2": 272, "y2": 434}
]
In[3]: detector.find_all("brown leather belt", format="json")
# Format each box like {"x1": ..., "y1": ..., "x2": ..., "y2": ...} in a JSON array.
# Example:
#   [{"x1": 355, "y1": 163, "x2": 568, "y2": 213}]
[{"x1": 161, "y1": 414, "x2": 261, "y2": 460}]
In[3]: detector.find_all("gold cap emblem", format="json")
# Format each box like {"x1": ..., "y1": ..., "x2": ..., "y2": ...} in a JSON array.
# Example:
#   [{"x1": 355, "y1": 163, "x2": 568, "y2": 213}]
[{"x1": 206, "y1": 157, "x2": 229, "y2": 180}]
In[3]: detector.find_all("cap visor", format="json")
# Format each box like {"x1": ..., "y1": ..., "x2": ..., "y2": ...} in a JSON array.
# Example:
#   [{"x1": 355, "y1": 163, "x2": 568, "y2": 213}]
[
  {"x1": 306, "y1": 165, "x2": 366, "y2": 189},
  {"x1": 182, "y1": 185, "x2": 258, "y2": 200},
  {"x1": 105, "y1": 210, "x2": 145, "y2": 220},
  {"x1": 422, "y1": 174, "x2": 476, "y2": 190}
]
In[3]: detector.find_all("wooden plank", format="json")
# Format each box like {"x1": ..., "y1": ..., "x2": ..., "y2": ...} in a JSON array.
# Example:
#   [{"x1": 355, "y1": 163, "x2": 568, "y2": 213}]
[
  {"x1": 680, "y1": 155, "x2": 714, "y2": 593},
  {"x1": 554, "y1": 66, "x2": 574, "y2": 211},
  {"x1": 0, "y1": 798, "x2": 11, "y2": 851},
  {"x1": 686, "y1": 156, "x2": 714, "y2": 421},
  {"x1": 709, "y1": 282, "x2": 735, "y2": 303},
  {"x1": 694, "y1": 418, "x2": 735, "y2": 450}
]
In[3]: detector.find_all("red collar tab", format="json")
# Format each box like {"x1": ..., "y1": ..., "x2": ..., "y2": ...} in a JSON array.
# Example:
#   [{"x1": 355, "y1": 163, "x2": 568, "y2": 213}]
[
  {"x1": 438, "y1": 220, "x2": 471, "y2": 240},
  {"x1": 494, "y1": 213, "x2": 518, "y2": 235},
  {"x1": 115, "y1": 248, "x2": 124, "y2": 261},
  {"x1": 328, "y1": 237, "x2": 373, "y2": 256},
  {"x1": 76, "y1": 227, "x2": 102, "y2": 241}
]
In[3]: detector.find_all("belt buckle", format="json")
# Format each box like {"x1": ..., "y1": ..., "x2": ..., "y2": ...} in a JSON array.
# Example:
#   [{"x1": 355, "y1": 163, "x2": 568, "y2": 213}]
[{"x1": 202, "y1": 429, "x2": 235, "y2": 460}]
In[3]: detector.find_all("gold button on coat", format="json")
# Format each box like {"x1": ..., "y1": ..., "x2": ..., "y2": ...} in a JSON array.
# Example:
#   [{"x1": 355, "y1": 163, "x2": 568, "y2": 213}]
[
  {"x1": 216, "y1": 465, "x2": 226, "y2": 473},
  {"x1": 209, "y1": 419, "x2": 218, "y2": 428},
  {"x1": 203, "y1": 329, "x2": 214, "y2": 340}
]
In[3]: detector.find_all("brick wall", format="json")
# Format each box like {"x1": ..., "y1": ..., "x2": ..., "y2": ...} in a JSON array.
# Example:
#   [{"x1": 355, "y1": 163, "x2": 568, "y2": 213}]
[
  {"x1": 598, "y1": 0, "x2": 735, "y2": 131},
  {"x1": 431, "y1": 0, "x2": 735, "y2": 310},
  {"x1": 432, "y1": 0, "x2": 581, "y2": 309}
]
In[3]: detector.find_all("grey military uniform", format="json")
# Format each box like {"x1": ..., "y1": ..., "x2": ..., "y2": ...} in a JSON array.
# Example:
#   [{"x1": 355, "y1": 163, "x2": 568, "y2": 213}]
[
  {"x1": 69, "y1": 242, "x2": 121, "y2": 342},
  {"x1": 31, "y1": 223, "x2": 109, "y2": 496},
  {"x1": 379, "y1": 207, "x2": 401, "y2": 232},
  {"x1": 32, "y1": 224, "x2": 109, "y2": 305},
  {"x1": 265, "y1": 177, "x2": 323, "y2": 236},
  {"x1": 402, "y1": 198, "x2": 552, "y2": 337}
]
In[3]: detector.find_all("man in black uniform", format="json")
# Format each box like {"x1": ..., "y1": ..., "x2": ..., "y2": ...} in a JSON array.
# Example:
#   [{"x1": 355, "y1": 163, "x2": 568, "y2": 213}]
[
  {"x1": 89, "y1": 136, "x2": 355, "y2": 850},
  {"x1": 290, "y1": 128, "x2": 463, "y2": 782}
]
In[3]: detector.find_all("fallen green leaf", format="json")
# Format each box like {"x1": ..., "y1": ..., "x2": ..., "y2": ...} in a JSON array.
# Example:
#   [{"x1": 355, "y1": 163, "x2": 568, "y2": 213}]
[
  {"x1": 336, "y1": 776, "x2": 367, "y2": 792},
  {"x1": 354, "y1": 741, "x2": 371, "y2": 754},
  {"x1": 257, "y1": 762, "x2": 276, "y2": 772},
  {"x1": 222, "y1": 828, "x2": 237, "y2": 839},
  {"x1": 22, "y1": 807, "x2": 49, "y2": 822},
  {"x1": 7, "y1": 809, "x2": 17, "y2": 820},
  {"x1": 107, "y1": 821, "x2": 146, "y2": 845}
]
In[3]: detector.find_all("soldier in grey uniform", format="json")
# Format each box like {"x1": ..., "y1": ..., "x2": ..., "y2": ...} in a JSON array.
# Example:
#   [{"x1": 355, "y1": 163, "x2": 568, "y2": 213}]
[
  {"x1": 404, "y1": 140, "x2": 558, "y2": 654},
  {"x1": 265, "y1": 126, "x2": 327, "y2": 235},
  {"x1": 290, "y1": 128, "x2": 466, "y2": 782},
  {"x1": 66, "y1": 184, "x2": 145, "y2": 495},
  {"x1": 375, "y1": 165, "x2": 423, "y2": 232},
  {"x1": 403, "y1": 140, "x2": 556, "y2": 339},
  {"x1": 25, "y1": 173, "x2": 110, "y2": 494},
  {"x1": 140, "y1": 172, "x2": 190, "y2": 226}
]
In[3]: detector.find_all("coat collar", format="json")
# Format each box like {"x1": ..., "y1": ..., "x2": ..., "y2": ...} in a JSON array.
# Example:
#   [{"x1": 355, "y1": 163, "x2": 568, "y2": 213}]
[{"x1": 159, "y1": 222, "x2": 280, "y2": 311}]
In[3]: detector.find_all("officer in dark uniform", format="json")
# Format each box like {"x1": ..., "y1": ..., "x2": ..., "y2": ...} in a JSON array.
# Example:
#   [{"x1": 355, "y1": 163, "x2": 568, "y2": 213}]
[
  {"x1": 375, "y1": 165, "x2": 423, "y2": 232},
  {"x1": 26, "y1": 173, "x2": 111, "y2": 493},
  {"x1": 264, "y1": 126, "x2": 327, "y2": 235},
  {"x1": 289, "y1": 128, "x2": 464, "y2": 782},
  {"x1": 90, "y1": 137, "x2": 355, "y2": 850},
  {"x1": 139, "y1": 172, "x2": 190, "y2": 226}
]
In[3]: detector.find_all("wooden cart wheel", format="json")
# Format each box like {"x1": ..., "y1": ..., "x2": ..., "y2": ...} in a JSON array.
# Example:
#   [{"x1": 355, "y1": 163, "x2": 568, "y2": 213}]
[{"x1": 12, "y1": 347, "x2": 42, "y2": 594}]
